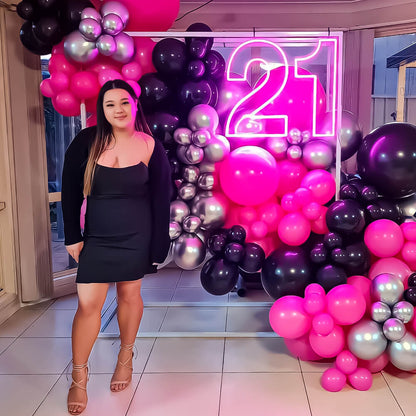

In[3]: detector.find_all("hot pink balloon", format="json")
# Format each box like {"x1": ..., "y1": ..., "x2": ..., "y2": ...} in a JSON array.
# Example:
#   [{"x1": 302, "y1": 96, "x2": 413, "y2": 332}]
[
  {"x1": 302, "y1": 201, "x2": 321, "y2": 221},
  {"x1": 347, "y1": 275, "x2": 372, "y2": 313},
  {"x1": 368, "y1": 257, "x2": 411, "y2": 284},
  {"x1": 284, "y1": 333, "x2": 322, "y2": 361},
  {"x1": 357, "y1": 352, "x2": 389, "y2": 373},
  {"x1": 336, "y1": 350, "x2": 358, "y2": 375},
  {"x1": 305, "y1": 283, "x2": 326, "y2": 298},
  {"x1": 51, "y1": 40, "x2": 65, "y2": 55},
  {"x1": 309, "y1": 325, "x2": 345, "y2": 358},
  {"x1": 326, "y1": 284, "x2": 366, "y2": 325},
  {"x1": 132, "y1": 37, "x2": 156, "y2": 74},
  {"x1": 364, "y1": 219, "x2": 404, "y2": 258},
  {"x1": 98, "y1": 69, "x2": 123, "y2": 86},
  {"x1": 48, "y1": 53, "x2": 78, "y2": 77},
  {"x1": 310, "y1": 206, "x2": 329, "y2": 234},
  {"x1": 40, "y1": 78, "x2": 54, "y2": 98},
  {"x1": 122, "y1": 61, "x2": 142, "y2": 81},
  {"x1": 49, "y1": 72, "x2": 70, "y2": 93},
  {"x1": 70, "y1": 71, "x2": 100, "y2": 100},
  {"x1": 87, "y1": 55, "x2": 122, "y2": 74},
  {"x1": 250, "y1": 221, "x2": 268, "y2": 239},
  {"x1": 269, "y1": 295, "x2": 311, "y2": 339},
  {"x1": 401, "y1": 221, "x2": 416, "y2": 242},
  {"x1": 300, "y1": 169, "x2": 336, "y2": 205},
  {"x1": 401, "y1": 241, "x2": 416, "y2": 270},
  {"x1": 86, "y1": 114, "x2": 97, "y2": 127},
  {"x1": 219, "y1": 146, "x2": 279, "y2": 206},
  {"x1": 293, "y1": 187, "x2": 314, "y2": 207},
  {"x1": 312, "y1": 313, "x2": 334, "y2": 336},
  {"x1": 52, "y1": 91, "x2": 80, "y2": 117},
  {"x1": 258, "y1": 202, "x2": 284, "y2": 229},
  {"x1": 278, "y1": 212, "x2": 311, "y2": 246},
  {"x1": 239, "y1": 206, "x2": 257, "y2": 225},
  {"x1": 281, "y1": 193, "x2": 300, "y2": 213},
  {"x1": 348, "y1": 368, "x2": 372, "y2": 391},
  {"x1": 304, "y1": 293, "x2": 326, "y2": 316},
  {"x1": 321, "y1": 368, "x2": 346, "y2": 392},
  {"x1": 275, "y1": 160, "x2": 308, "y2": 197}
]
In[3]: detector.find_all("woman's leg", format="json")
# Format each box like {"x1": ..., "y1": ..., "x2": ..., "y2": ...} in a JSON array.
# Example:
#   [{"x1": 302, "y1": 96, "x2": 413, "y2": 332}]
[
  {"x1": 68, "y1": 283, "x2": 109, "y2": 414},
  {"x1": 111, "y1": 279, "x2": 143, "y2": 391}
]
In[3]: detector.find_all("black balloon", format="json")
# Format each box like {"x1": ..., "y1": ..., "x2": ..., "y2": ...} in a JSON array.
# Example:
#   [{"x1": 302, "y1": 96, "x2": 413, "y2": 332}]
[
  {"x1": 179, "y1": 79, "x2": 218, "y2": 108},
  {"x1": 345, "y1": 242, "x2": 370, "y2": 275},
  {"x1": 152, "y1": 38, "x2": 187, "y2": 76},
  {"x1": 360, "y1": 185, "x2": 379, "y2": 203},
  {"x1": 227, "y1": 225, "x2": 246, "y2": 244},
  {"x1": 357, "y1": 122, "x2": 416, "y2": 198},
  {"x1": 139, "y1": 73, "x2": 171, "y2": 112},
  {"x1": 185, "y1": 22, "x2": 213, "y2": 55},
  {"x1": 261, "y1": 246, "x2": 312, "y2": 300},
  {"x1": 60, "y1": 0, "x2": 94, "y2": 33},
  {"x1": 407, "y1": 273, "x2": 416, "y2": 288},
  {"x1": 323, "y1": 232, "x2": 343, "y2": 249},
  {"x1": 339, "y1": 184, "x2": 359, "y2": 200},
  {"x1": 207, "y1": 233, "x2": 227, "y2": 256},
  {"x1": 331, "y1": 248, "x2": 348, "y2": 265},
  {"x1": 326, "y1": 199, "x2": 365, "y2": 235},
  {"x1": 204, "y1": 50, "x2": 226, "y2": 80},
  {"x1": 200, "y1": 257, "x2": 239, "y2": 296},
  {"x1": 377, "y1": 198, "x2": 404, "y2": 224},
  {"x1": 188, "y1": 39, "x2": 209, "y2": 59},
  {"x1": 17, "y1": 1, "x2": 37, "y2": 20},
  {"x1": 32, "y1": 16, "x2": 62, "y2": 44},
  {"x1": 168, "y1": 156, "x2": 181, "y2": 180},
  {"x1": 37, "y1": 0, "x2": 58, "y2": 9},
  {"x1": 316, "y1": 264, "x2": 347, "y2": 292},
  {"x1": 19, "y1": 21, "x2": 52, "y2": 55},
  {"x1": 404, "y1": 287, "x2": 416, "y2": 306},
  {"x1": 310, "y1": 243, "x2": 328, "y2": 264},
  {"x1": 239, "y1": 243, "x2": 265, "y2": 273},
  {"x1": 224, "y1": 242, "x2": 245, "y2": 264},
  {"x1": 187, "y1": 60, "x2": 206, "y2": 79},
  {"x1": 146, "y1": 112, "x2": 179, "y2": 143}
]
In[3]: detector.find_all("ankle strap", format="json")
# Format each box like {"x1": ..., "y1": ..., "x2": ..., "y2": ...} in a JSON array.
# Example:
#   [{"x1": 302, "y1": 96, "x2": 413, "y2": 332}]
[
  {"x1": 120, "y1": 343, "x2": 135, "y2": 351},
  {"x1": 72, "y1": 361, "x2": 88, "y2": 371}
]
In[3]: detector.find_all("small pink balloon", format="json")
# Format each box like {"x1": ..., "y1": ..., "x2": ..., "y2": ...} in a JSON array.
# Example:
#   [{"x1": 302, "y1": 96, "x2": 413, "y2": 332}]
[
  {"x1": 311, "y1": 206, "x2": 329, "y2": 234},
  {"x1": 49, "y1": 72, "x2": 69, "y2": 93},
  {"x1": 98, "y1": 69, "x2": 123, "y2": 86},
  {"x1": 312, "y1": 313, "x2": 335, "y2": 336},
  {"x1": 48, "y1": 53, "x2": 78, "y2": 76},
  {"x1": 275, "y1": 159, "x2": 308, "y2": 197},
  {"x1": 336, "y1": 350, "x2": 358, "y2": 375},
  {"x1": 52, "y1": 91, "x2": 80, "y2": 117},
  {"x1": 302, "y1": 201, "x2": 321, "y2": 221},
  {"x1": 304, "y1": 293, "x2": 326, "y2": 316},
  {"x1": 122, "y1": 61, "x2": 143, "y2": 81},
  {"x1": 348, "y1": 367, "x2": 372, "y2": 391},
  {"x1": 278, "y1": 212, "x2": 311, "y2": 246},
  {"x1": 258, "y1": 202, "x2": 284, "y2": 229},
  {"x1": 368, "y1": 257, "x2": 411, "y2": 283},
  {"x1": 281, "y1": 193, "x2": 300, "y2": 212},
  {"x1": 300, "y1": 169, "x2": 336, "y2": 205},
  {"x1": 401, "y1": 221, "x2": 416, "y2": 242},
  {"x1": 250, "y1": 221, "x2": 268, "y2": 239},
  {"x1": 40, "y1": 78, "x2": 55, "y2": 98},
  {"x1": 87, "y1": 55, "x2": 121, "y2": 74},
  {"x1": 321, "y1": 368, "x2": 347, "y2": 392},
  {"x1": 364, "y1": 219, "x2": 404, "y2": 258},
  {"x1": 70, "y1": 71, "x2": 100, "y2": 100},
  {"x1": 284, "y1": 333, "x2": 322, "y2": 361},
  {"x1": 401, "y1": 241, "x2": 416, "y2": 270},
  {"x1": 269, "y1": 295, "x2": 311, "y2": 339},
  {"x1": 347, "y1": 275, "x2": 372, "y2": 313},
  {"x1": 293, "y1": 187, "x2": 314, "y2": 207},
  {"x1": 305, "y1": 283, "x2": 326, "y2": 298},
  {"x1": 309, "y1": 325, "x2": 345, "y2": 358},
  {"x1": 239, "y1": 206, "x2": 258, "y2": 225},
  {"x1": 357, "y1": 352, "x2": 389, "y2": 373}
]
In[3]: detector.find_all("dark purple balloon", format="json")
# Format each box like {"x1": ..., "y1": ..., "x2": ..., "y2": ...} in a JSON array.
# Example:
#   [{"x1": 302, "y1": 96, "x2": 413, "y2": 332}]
[
  {"x1": 316, "y1": 264, "x2": 347, "y2": 292},
  {"x1": 185, "y1": 22, "x2": 213, "y2": 54},
  {"x1": 60, "y1": 0, "x2": 94, "y2": 33},
  {"x1": 187, "y1": 60, "x2": 206, "y2": 79},
  {"x1": 204, "y1": 50, "x2": 225, "y2": 80},
  {"x1": 326, "y1": 199, "x2": 365, "y2": 236},
  {"x1": 207, "y1": 233, "x2": 227, "y2": 256},
  {"x1": 360, "y1": 185, "x2": 379, "y2": 203},
  {"x1": 179, "y1": 79, "x2": 218, "y2": 109},
  {"x1": 19, "y1": 21, "x2": 52, "y2": 55},
  {"x1": 345, "y1": 242, "x2": 370, "y2": 275},
  {"x1": 146, "y1": 112, "x2": 179, "y2": 143},
  {"x1": 239, "y1": 243, "x2": 265, "y2": 273},
  {"x1": 139, "y1": 73, "x2": 171, "y2": 111},
  {"x1": 152, "y1": 38, "x2": 188, "y2": 76},
  {"x1": 340, "y1": 184, "x2": 359, "y2": 200},
  {"x1": 323, "y1": 232, "x2": 343, "y2": 249},
  {"x1": 200, "y1": 257, "x2": 239, "y2": 295},
  {"x1": 32, "y1": 16, "x2": 62, "y2": 44},
  {"x1": 407, "y1": 273, "x2": 416, "y2": 288},
  {"x1": 404, "y1": 287, "x2": 416, "y2": 306},
  {"x1": 331, "y1": 248, "x2": 348, "y2": 265},
  {"x1": 17, "y1": 1, "x2": 37, "y2": 20},
  {"x1": 310, "y1": 243, "x2": 328, "y2": 264},
  {"x1": 227, "y1": 225, "x2": 246, "y2": 244},
  {"x1": 224, "y1": 242, "x2": 245, "y2": 264}
]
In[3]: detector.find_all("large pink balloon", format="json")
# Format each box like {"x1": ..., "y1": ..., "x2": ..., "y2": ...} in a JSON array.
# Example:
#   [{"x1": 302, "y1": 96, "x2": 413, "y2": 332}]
[
  {"x1": 220, "y1": 146, "x2": 279, "y2": 206},
  {"x1": 132, "y1": 37, "x2": 156, "y2": 74},
  {"x1": 275, "y1": 160, "x2": 308, "y2": 197},
  {"x1": 347, "y1": 275, "x2": 372, "y2": 313},
  {"x1": 278, "y1": 212, "x2": 311, "y2": 246},
  {"x1": 368, "y1": 257, "x2": 411, "y2": 284},
  {"x1": 401, "y1": 241, "x2": 416, "y2": 270},
  {"x1": 309, "y1": 325, "x2": 345, "y2": 358},
  {"x1": 364, "y1": 219, "x2": 404, "y2": 258},
  {"x1": 269, "y1": 295, "x2": 311, "y2": 339},
  {"x1": 284, "y1": 333, "x2": 322, "y2": 361},
  {"x1": 70, "y1": 71, "x2": 100, "y2": 100},
  {"x1": 326, "y1": 284, "x2": 366, "y2": 326},
  {"x1": 300, "y1": 169, "x2": 336, "y2": 205}
]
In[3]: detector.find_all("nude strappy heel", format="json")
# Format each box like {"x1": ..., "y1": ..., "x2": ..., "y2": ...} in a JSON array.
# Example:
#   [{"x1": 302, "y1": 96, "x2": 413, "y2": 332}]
[
  {"x1": 67, "y1": 362, "x2": 88, "y2": 415},
  {"x1": 110, "y1": 343, "x2": 134, "y2": 392}
]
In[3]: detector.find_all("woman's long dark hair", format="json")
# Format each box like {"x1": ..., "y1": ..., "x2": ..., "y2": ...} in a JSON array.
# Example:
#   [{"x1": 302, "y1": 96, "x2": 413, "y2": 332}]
[{"x1": 83, "y1": 79, "x2": 152, "y2": 196}]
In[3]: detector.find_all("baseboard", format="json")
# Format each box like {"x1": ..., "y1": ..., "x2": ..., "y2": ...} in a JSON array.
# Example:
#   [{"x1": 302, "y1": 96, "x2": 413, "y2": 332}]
[
  {"x1": 0, "y1": 292, "x2": 20, "y2": 325},
  {"x1": 52, "y1": 271, "x2": 77, "y2": 298}
]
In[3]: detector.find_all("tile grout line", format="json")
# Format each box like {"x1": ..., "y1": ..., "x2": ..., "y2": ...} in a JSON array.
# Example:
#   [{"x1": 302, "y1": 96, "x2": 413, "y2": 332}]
[
  {"x1": 218, "y1": 337, "x2": 226, "y2": 416},
  {"x1": 299, "y1": 361, "x2": 314, "y2": 416},
  {"x1": 381, "y1": 372, "x2": 406, "y2": 416}
]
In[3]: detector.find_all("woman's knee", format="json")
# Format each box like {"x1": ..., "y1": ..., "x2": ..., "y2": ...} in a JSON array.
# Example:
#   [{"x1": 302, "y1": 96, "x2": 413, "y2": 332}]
[{"x1": 77, "y1": 298, "x2": 104, "y2": 316}]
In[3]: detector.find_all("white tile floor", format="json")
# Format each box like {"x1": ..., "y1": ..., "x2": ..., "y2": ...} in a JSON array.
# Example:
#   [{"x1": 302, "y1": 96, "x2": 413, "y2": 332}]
[{"x1": 0, "y1": 266, "x2": 414, "y2": 415}]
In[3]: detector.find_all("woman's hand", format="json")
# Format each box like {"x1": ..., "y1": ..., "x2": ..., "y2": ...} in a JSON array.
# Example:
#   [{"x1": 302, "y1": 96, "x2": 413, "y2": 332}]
[{"x1": 65, "y1": 241, "x2": 84, "y2": 263}]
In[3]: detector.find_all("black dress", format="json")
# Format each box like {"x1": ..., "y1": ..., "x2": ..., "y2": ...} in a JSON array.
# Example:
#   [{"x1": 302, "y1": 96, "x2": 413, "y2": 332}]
[{"x1": 61, "y1": 127, "x2": 172, "y2": 283}]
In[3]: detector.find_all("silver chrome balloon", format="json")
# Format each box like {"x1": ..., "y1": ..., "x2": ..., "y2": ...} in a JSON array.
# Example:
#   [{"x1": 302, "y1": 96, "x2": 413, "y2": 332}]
[
  {"x1": 265, "y1": 137, "x2": 288, "y2": 160},
  {"x1": 191, "y1": 128, "x2": 211, "y2": 148},
  {"x1": 169, "y1": 221, "x2": 182, "y2": 240},
  {"x1": 188, "y1": 104, "x2": 219, "y2": 131},
  {"x1": 191, "y1": 194, "x2": 227, "y2": 230},
  {"x1": 102, "y1": 13, "x2": 124, "y2": 36},
  {"x1": 96, "y1": 34, "x2": 117, "y2": 56},
  {"x1": 79, "y1": 18, "x2": 102, "y2": 41},
  {"x1": 185, "y1": 144, "x2": 204, "y2": 165},
  {"x1": 101, "y1": 1, "x2": 129, "y2": 26},
  {"x1": 302, "y1": 140, "x2": 334, "y2": 170},
  {"x1": 370, "y1": 273, "x2": 404, "y2": 306},
  {"x1": 301, "y1": 130, "x2": 311, "y2": 143},
  {"x1": 182, "y1": 215, "x2": 202, "y2": 233},
  {"x1": 288, "y1": 128, "x2": 302, "y2": 144},
  {"x1": 388, "y1": 332, "x2": 416, "y2": 371},
  {"x1": 192, "y1": 191, "x2": 213, "y2": 207},
  {"x1": 81, "y1": 7, "x2": 102, "y2": 23},
  {"x1": 383, "y1": 317, "x2": 406, "y2": 341},
  {"x1": 347, "y1": 319, "x2": 388, "y2": 360},
  {"x1": 371, "y1": 301, "x2": 391, "y2": 323},
  {"x1": 170, "y1": 200, "x2": 190, "y2": 223},
  {"x1": 203, "y1": 134, "x2": 230, "y2": 163},
  {"x1": 178, "y1": 182, "x2": 196, "y2": 201},
  {"x1": 287, "y1": 145, "x2": 302, "y2": 160},
  {"x1": 392, "y1": 301, "x2": 414, "y2": 323},
  {"x1": 199, "y1": 161, "x2": 216, "y2": 173},
  {"x1": 197, "y1": 172, "x2": 215, "y2": 191},
  {"x1": 174, "y1": 127, "x2": 192, "y2": 145},
  {"x1": 182, "y1": 166, "x2": 200, "y2": 184},
  {"x1": 112, "y1": 32, "x2": 135, "y2": 63},
  {"x1": 173, "y1": 233, "x2": 206, "y2": 270},
  {"x1": 64, "y1": 31, "x2": 98, "y2": 63}
]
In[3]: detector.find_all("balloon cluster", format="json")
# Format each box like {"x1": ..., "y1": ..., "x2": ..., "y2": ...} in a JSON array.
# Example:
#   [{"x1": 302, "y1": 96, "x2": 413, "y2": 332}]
[
  {"x1": 17, "y1": 0, "x2": 93, "y2": 55},
  {"x1": 200, "y1": 225, "x2": 266, "y2": 296}
]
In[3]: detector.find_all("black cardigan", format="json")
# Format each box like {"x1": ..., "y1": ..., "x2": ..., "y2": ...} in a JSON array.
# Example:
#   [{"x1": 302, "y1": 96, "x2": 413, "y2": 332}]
[{"x1": 61, "y1": 126, "x2": 172, "y2": 265}]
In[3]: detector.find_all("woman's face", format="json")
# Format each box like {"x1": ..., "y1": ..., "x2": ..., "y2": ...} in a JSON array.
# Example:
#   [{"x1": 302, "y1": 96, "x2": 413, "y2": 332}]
[{"x1": 103, "y1": 88, "x2": 137, "y2": 131}]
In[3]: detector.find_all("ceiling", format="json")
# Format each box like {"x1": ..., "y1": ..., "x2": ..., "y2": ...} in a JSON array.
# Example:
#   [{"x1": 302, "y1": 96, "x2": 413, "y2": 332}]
[{"x1": 181, "y1": 0, "x2": 367, "y2": 3}]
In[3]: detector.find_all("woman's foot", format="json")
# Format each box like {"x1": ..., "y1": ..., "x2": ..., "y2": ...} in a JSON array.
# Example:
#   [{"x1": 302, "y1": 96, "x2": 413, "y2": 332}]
[
  {"x1": 110, "y1": 343, "x2": 134, "y2": 392},
  {"x1": 67, "y1": 362, "x2": 88, "y2": 415}
]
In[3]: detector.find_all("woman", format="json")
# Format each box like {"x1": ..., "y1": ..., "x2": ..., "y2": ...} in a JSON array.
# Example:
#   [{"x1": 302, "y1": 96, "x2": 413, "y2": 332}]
[{"x1": 61, "y1": 79, "x2": 171, "y2": 415}]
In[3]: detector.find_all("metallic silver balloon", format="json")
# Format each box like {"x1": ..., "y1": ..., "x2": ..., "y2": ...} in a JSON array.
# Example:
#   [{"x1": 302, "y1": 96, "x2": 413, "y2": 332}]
[
  {"x1": 185, "y1": 144, "x2": 204, "y2": 165},
  {"x1": 192, "y1": 191, "x2": 213, "y2": 207},
  {"x1": 191, "y1": 128, "x2": 211, "y2": 148},
  {"x1": 389, "y1": 332, "x2": 416, "y2": 371},
  {"x1": 96, "y1": 34, "x2": 117, "y2": 56},
  {"x1": 302, "y1": 140, "x2": 334, "y2": 170},
  {"x1": 112, "y1": 33, "x2": 135, "y2": 64},
  {"x1": 371, "y1": 273, "x2": 404, "y2": 306},
  {"x1": 396, "y1": 196, "x2": 416, "y2": 218},
  {"x1": 197, "y1": 172, "x2": 215, "y2": 191},
  {"x1": 347, "y1": 319, "x2": 388, "y2": 360},
  {"x1": 176, "y1": 145, "x2": 189, "y2": 165},
  {"x1": 173, "y1": 233, "x2": 206, "y2": 270},
  {"x1": 203, "y1": 135, "x2": 230, "y2": 163},
  {"x1": 392, "y1": 301, "x2": 414, "y2": 323},
  {"x1": 182, "y1": 166, "x2": 200, "y2": 184},
  {"x1": 102, "y1": 13, "x2": 124, "y2": 36},
  {"x1": 301, "y1": 130, "x2": 311, "y2": 144},
  {"x1": 79, "y1": 18, "x2": 102, "y2": 41},
  {"x1": 265, "y1": 137, "x2": 288, "y2": 160},
  {"x1": 174, "y1": 128, "x2": 192, "y2": 145},
  {"x1": 64, "y1": 31, "x2": 98, "y2": 63},
  {"x1": 191, "y1": 194, "x2": 228, "y2": 230},
  {"x1": 287, "y1": 145, "x2": 302, "y2": 160},
  {"x1": 81, "y1": 7, "x2": 102, "y2": 23},
  {"x1": 188, "y1": 104, "x2": 219, "y2": 131},
  {"x1": 383, "y1": 317, "x2": 406, "y2": 341},
  {"x1": 169, "y1": 221, "x2": 182, "y2": 240},
  {"x1": 371, "y1": 301, "x2": 391, "y2": 323},
  {"x1": 199, "y1": 161, "x2": 216, "y2": 173},
  {"x1": 101, "y1": 1, "x2": 129, "y2": 26},
  {"x1": 182, "y1": 215, "x2": 202, "y2": 233},
  {"x1": 288, "y1": 128, "x2": 302, "y2": 144},
  {"x1": 179, "y1": 182, "x2": 196, "y2": 201},
  {"x1": 170, "y1": 200, "x2": 190, "y2": 223}
]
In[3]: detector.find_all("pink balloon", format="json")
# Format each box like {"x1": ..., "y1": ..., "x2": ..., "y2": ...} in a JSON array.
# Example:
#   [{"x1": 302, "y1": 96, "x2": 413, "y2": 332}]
[
  {"x1": 281, "y1": 193, "x2": 300, "y2": 212},
  {"x1": 401, "y1": 241, "x2": 416, "y2": 270},
  {"x1": 86, "y1": 114, "x2": 97, "y2": 127},
  {"x1": 52, "y1": 91, "x2": 80, "y2": 117},
  {"x1": 336, "y1": 350, "x2": 358, "y2": 375},
  {"x1": 284, "y1": 333, "x2": 322, "y2": 361},
  {"x1": 126, "y1": 80, "x2": 141, "y2": 98},
  {"x1": 300, "y1": 169, "x2": 336, "y2": 205},
  {"x1": 321, "y1": 368, "x2": 347, "y2": 392},
  {"x1": 70, "y1": 71, "x2": 100, "y2": 100},
  {"x1": 48, "y1": 53, "x2": 78, "y2": 77},
  {"x1": 219, "y1": 146, "x2": 279, "y2": 206},
  {"x1": 347, "y1": 275, "x2": 372, "y2": 313},
  {"x1": 85, "y1": 97, "x2": 98, "y2": 113},
  {"x1": 258, "y1": 202, "x2": 284, "y2": 229},
  {"x1": 40, "y1": 78, "x2": 55, "y2": 98},
  {"x1": 269, "y1": 295, "x2": 311, "y2": 339},
  {"x1": 239, "y1": 206, "x2": 258, "y2": 225},
  {"x1": 98, "y1": 69, "x2": 123, "y2": 86},
  {"x1": 368, "y1": 257, "x2": 411, "y2": 283},
  {"x1": 51, "y1": 40, "x2": 65, "y2": 55},
  {"x1": 250, "y1": 221, "x2": 268, "y2": 239},
  {"x1": 311, "y1": 206, "x2": 329, "y2": 234},
  {"x1": 122, "y1": 62, "x2": 143, "y2": 81},
  {"x1": 304, "y1": 293, "x2": 326, "y2": 316},
  {"x1": 357, "y1": 352, "x2": 389, "y2": 373},
  {"x1": 305, "y1": 283, "x2": 326, "y2": 298},
  {"x1": 278, "y1": 212, "x2": 311, "y2": 246},
  {"x1": 302, "y1": 201, "x2": 322, "y2": 221},
  {"x1": 401, "y1": 222, "x2": 416, "y2": 242},
  {"x1": 132, "y1": 37, "x2": 156, "y2": 74},
  {"x1": 49, "y1": 72, "x2": 69, "y2": 93},
  {"x1": 364, "y1": 219, "x2": 404, "y2": 258},
  {"x1": 309, "y1": 325, "x2": 345, "y2": 358},
  {"x1": 326, "y1": 284, "x2": 366, "y2": 325},
  {"x1": 312, "y1": 313, "x2": 334, "y2": 336},
  {"x1": 275, "y1": 160, "x2": 308, "y2": 197},
  {"x1": 348, "y1": 368, "x2": 372, "y2": 391},
  {"x1": 293, "y1": 187, "x2": 314, "y2": 207},
  {"x1": 87, "y1": 55, "x2": 122, "y2": 74}
]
